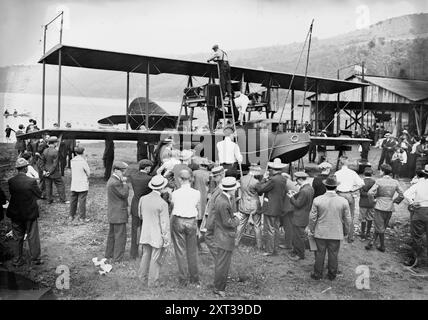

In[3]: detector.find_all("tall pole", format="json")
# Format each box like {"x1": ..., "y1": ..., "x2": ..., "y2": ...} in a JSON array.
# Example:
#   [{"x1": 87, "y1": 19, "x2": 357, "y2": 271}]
[
  {"x1": 145, "y1": 61, "x2": 150, "y2": 129},
  {"x1": 291, "y1": 89, "x2": 295, "y2": 131},
  {"x1": 58, "y1": 48, "x2": 62, "y2": 126},
  {"x1": 59, "y1": 11, "x2": 63, "y2": 44},
  {"x1": 315, "y1": 80, "x2": 319, "y2": 134},
  {"x1": 360, "y1": 61, "x2": 365, "y2": 134},
  {"x1": 336, "y1": 69, "x2": 340, "y2": 134},
  {"x1": 42, "y1": 26, "x2": 47, "y2": 128},
  {"x1": 126, "y1": 72, "x2": 129, "y2": 129}
]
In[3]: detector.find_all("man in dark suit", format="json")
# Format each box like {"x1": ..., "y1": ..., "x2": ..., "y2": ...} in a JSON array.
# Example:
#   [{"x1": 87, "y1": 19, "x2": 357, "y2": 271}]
[
  {"x1": 378, "y1": 133, "x2": 398, "y2": 169},
  {"x1": 41, "y1": 136, "x2": 68, "y2": 204},
  {"x1": 213, "y1": 177, "x2": 240, "y2": 297},
  {"x1": 103, "y1": 139, "x2": 115, "y2": 181},
  {"x1": 288, "y1": 171, "x2": 315, "y2": 261},
  {"x1": 255, "y1": 158, "x2": 288, "y2": 256},
  {"x1": 105, "y1": 161, "x2": 130, "y2": 263},
  {"x1": 7, "y1": 158, "x2": 43, "y2": 266},
  {"x1": 129, "y1": 159, "x2": 153, "y2": 260}
]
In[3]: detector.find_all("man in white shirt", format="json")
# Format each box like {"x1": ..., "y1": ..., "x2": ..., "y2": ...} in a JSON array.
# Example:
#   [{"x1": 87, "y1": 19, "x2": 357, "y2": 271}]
[
  {"x1": 171, "y1": 170, "x2": 201, "y2": 285},
  {"x1": 233, "y1": 92, "x2": 250, "y2": 125},
  {"x1": 69, "y1": 146, "x2": 90, "y2": 223},
  {"x1": 22, "y1": 151, "x2": 39, "y2": 180},
  {"x1": 207, "y1": 44, "x2": 231, "y2": 98},
  {"x1": 403, "y1": 165, "x2": 428, "y2": 267},
  {"x1": 334, "y1": 156, "x2": 365, "y2": 243},
  {"x1": 216, "y1": 125, "x2": 243, "y2": 172}
]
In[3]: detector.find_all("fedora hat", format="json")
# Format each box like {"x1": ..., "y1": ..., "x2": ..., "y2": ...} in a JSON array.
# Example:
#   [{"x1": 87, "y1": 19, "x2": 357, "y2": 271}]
[
  {"x1": 219, "y1": 177, "x2": 240, "y2": 191},
  {"x1": 211, "y1": 166, "x2": 226, "y2": 177},
  {"x1": 15, "y1": 158, "x2": 29, "y2": 169},
  {"x1": 268, "y1": 158, "x2": 287, "y2": 170},
  {"x1": 323, "y1": 175, "x2": 339, "y2": 187},
  {"x1": 294, "y1": 171, "x2": 309, "y2": 179},
  {"x1": 148, "y1": 175, "x2": 168, "y2": 190}
]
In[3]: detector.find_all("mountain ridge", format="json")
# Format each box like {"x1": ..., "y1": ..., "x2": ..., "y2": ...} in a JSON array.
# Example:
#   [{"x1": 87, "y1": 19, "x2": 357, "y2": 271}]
[{"x1": 1, "y1": 13, "x2": 427, "y2": 100}]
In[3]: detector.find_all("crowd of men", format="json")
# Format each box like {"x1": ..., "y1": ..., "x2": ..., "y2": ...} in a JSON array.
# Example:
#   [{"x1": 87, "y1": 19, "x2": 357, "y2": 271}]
[{"x1": 1, "y1": 121, "x2": 428, "y2": 297}]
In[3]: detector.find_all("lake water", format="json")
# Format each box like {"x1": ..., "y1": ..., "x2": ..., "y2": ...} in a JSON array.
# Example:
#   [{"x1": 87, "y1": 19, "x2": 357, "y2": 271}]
[{"x1": 0, "y1": 91, "x2": 311, "y2": 143}]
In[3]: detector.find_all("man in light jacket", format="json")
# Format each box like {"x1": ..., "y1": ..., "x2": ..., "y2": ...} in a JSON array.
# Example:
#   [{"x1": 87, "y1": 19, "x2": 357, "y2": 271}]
[
  {"x1": 308, "y1": 176, "x2": 351, "y2": 280},
  {"x1": 138, "y1": 175, "x2": 170, "y2": 287},
  {"x1": 69, "y1": 146, "x2": 90, "y2": 223}
]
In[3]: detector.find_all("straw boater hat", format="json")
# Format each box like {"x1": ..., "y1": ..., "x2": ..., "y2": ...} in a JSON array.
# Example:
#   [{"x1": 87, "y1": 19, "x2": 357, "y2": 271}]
[
  {"x1": 48, "y1": 136, "x2": 58, "y2": 143},
  {"x1": 268, "y1": 158, "x2": 287, "y2": 170},
  {"x1": 219, "y1": 177, "x2": 240, "y2": 191},
  {"x1": 180, "y1": 150, "x2": 193, "y2": 161},
  {"x1": 294, "y1": 171, "x2": 309, "y2": 179},
  {"x1": 15, "y1": 158, "x2": 29, "y2": 169},
  {"x1": 211, "y1": 166, "x2": 226, "y2": 177},
  {"x1": 318, "y1": 161, "x2": 332, "y2": 174},
  {"x1": 148, "y1": 175, "x2": 168, "y2": 190},
  {"x1": 323, "y1": 175, "x2": 339, "y2": 187}
]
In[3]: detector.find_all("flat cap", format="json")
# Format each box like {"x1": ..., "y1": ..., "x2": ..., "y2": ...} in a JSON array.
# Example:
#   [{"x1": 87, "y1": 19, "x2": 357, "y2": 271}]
[{"x1": 113, "y1": 161, "x2": 128, "y2": 170}]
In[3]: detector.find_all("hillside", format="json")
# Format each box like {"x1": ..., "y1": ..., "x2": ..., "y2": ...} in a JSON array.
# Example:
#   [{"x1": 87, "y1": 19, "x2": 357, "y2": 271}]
[{"x1": 1, "y1": 13, "x2": 427, "y2": 101}]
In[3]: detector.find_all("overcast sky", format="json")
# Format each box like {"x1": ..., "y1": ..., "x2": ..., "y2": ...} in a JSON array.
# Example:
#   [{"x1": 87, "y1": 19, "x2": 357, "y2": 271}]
[{"x1": 0, "y1": 0, "x2": 427, "y2": 66}]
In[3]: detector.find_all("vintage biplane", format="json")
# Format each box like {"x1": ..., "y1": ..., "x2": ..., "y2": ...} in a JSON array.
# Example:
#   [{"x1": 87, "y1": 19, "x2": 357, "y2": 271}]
[{"x1": 19, "y1": 43, "x2": 371, "y2": 169}]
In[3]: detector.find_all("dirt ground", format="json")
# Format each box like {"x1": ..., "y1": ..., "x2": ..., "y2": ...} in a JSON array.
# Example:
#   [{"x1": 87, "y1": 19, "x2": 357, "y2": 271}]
[{"x1": 1, "y1": 142, "x2": 427, "y2": 300}]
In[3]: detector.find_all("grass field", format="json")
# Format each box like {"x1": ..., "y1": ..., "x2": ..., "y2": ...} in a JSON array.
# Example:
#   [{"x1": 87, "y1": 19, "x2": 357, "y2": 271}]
[{"x1": 0, "y1": 142, "x2": 427, "y2": 300}]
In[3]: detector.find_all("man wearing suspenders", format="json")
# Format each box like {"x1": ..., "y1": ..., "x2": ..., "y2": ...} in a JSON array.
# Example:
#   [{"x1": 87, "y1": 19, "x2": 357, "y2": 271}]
[{"x1": 207, "y1": 44, "x2": 232, "y2": 98}]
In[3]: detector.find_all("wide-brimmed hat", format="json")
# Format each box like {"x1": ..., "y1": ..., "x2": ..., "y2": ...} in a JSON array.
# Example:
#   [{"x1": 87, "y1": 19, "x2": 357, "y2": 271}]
[
  {"x1": 384, "y1": 133, "x2": 391, "y2": 138},
  {"x1": 318, "y1": 161, "x2": 332, "y2": 170},
  {"x1": 180, "y1": 150, "x2": 193, "y2": 161},
  {"x1": 199, "y1": 157, "x2": 213, "y2": 167},
  {"x1": 268, "y1": 158, "x2": 287, "y2": 170},
  {"x1": 323, "y1": 176, "x2": 339, "y2": 187},
  {"x1": 294, "y1": 171, "x2": 309, "y2": 179},
  {"x1": 164, "y1": 137, "x2": 173, "y2": 143},
  {"x1": 211, "y1": 166, "x2": 226, "y2": 177},
  {"x1": 422, "y1": 164, "x2": 428, "y2": 175},
  {"x1": 148, "y1": 175, "x2": 168, "y2": 190},
  {"x1": 219, "y1": 177, "x2": 240, "y2": 191},
  {"x1": 15, "y1": 158, "x2": 29, "y2": 169},
  {"x1": 48, "y1": 136, "x2": 58, "y2": 143},
  {"x1": 113, "y1": 161, "x2": 128, "y2": 170}
]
